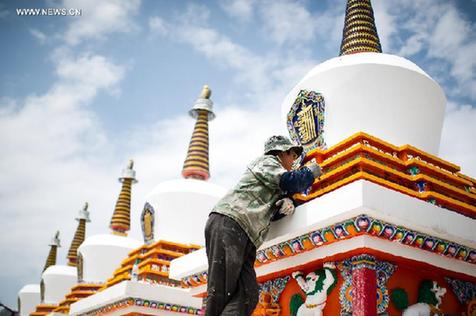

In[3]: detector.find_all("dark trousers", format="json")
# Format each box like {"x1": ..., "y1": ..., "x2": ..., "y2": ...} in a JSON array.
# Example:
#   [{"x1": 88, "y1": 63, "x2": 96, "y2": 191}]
[{"x1": 204, "y1": 213, "x2": 259, "y2": 316}]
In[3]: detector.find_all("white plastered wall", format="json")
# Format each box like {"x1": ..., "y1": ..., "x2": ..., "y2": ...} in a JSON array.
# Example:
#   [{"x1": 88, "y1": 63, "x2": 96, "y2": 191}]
[
  {"x1": 42, "y1": 265, "x2": 76, "y2": 305},
  {"x1": 78, "y1": 234, "x2": 141, "y2": 283}
]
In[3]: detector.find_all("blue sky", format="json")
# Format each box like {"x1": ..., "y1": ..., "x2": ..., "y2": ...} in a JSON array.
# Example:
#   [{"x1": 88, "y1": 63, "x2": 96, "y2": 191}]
[{"x1": 0, "y1": 0, "x2": 475, "y2": 309}]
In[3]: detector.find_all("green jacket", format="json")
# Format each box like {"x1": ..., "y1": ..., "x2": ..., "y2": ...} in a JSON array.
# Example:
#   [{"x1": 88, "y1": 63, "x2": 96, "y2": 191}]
[{"x1": 211, "y1": 155, "x2": 287, "y2": 248}]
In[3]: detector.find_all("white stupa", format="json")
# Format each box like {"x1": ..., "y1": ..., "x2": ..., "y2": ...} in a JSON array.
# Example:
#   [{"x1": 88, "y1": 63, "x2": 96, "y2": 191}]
[
  {"x1": 24, "y1": 231, "x2": 77, "y2": 316},
  {"x1": 144, "y1": 85, "x2": 226, "y2": 246},
  {"x1": 77, "y1": 161, "x2": 141, "y2": 283},
  {"x1": 18, "y1": 231, "x2": 59, "y2": 316},
  {"x1": 17, "y1": 284, "x2": 40, "y2": 316}
]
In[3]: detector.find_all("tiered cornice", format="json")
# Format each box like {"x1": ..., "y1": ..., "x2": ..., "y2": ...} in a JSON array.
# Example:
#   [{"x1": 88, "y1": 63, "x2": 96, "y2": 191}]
[
  {"x1": 297, "y1": 132, "x2": 476, "y2": 217},
  {"x1": 103, "y1": 240, "x2": 201, "y2": 289},
  {"x1": 53, "y1": 283, "x2": 102, "y2": 314}
]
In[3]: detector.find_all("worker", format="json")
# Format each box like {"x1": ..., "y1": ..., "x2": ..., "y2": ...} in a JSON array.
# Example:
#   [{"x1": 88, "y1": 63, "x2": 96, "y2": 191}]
[{"x1": 204, "y1": 135, "x2": 322, "y2": 315}]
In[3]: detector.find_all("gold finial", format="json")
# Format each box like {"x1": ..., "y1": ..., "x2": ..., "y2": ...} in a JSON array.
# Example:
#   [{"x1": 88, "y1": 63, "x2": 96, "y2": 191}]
[
  {"x1": 110, "y1": 160, "x2": 137, "y2": 235},
  {"x1": 339, "y1": 0, "x2": 382, "y2": 56},
  {"x1": 199, "y1": 85, "x2": 211, "y2": 99},
  {"x1": 43, "y1": 231, "x2": 61, "y2": 272},
  {"x1": 68, "y1": 203, "x2": 90, "y2": 266}
]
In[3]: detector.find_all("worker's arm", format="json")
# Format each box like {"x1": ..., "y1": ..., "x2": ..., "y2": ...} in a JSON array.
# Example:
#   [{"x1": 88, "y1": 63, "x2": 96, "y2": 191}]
[
  {"x1": 271, "y1": 168, "x2": 314, "y2": 221},
  {"x1": 279, "y1": 167, "x2": 315, "y2": 194}
]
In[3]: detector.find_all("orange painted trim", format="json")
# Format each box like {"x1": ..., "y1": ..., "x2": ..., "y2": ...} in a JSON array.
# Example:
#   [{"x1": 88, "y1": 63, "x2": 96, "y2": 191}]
[{"x1": 304, "y1": 132, "x2": 461, "y2": 173}]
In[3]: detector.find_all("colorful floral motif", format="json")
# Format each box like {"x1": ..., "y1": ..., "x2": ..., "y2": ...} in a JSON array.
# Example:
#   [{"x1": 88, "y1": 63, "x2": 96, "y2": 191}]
[
  {"x1": 259, "y1": 276, "x2": 291, "y2": 303},
  {"x1": 444, "y1": 277, "x2": 476, "y2": 305},
  {"x1": 84, "y1": 297, "x2": 201, "y2": 315},
  {"x1": 254, "y1": 215, "x2": 475, "y2": 266}
]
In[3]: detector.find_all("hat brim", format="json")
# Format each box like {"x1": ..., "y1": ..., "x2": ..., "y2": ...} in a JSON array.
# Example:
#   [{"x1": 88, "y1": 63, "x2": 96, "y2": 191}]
[
  {"x1": 264, "y1": 144, "x2": 304, "y2": 156},
  {"x1": 276, "y1": 144, "x2": 303, "y2": 156}
]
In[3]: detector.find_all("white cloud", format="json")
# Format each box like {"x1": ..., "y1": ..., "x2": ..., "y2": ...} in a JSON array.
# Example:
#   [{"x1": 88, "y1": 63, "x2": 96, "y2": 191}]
[
  {"x1": 148, "y1": 16, "x2": 168, "y2": 36},
  {"x1": 150, "y1": 3, "x2": 317, "y2": 95},
  {"x1": 174, "y1": 19, "x2": 274, "y2": 92},
  {"x1": 1, "y1": 0, "x2": 143, "y2": 307},
  {"x1": 371, "y1": 1, "x2": 397, "y2": 53},
  {"x1": 259, "y1": 0, "x2": 316, "y2": 46},
  {"x1": 61, "y1": 0, "x2": 141, "y2": 45},
  {"x1": 219, "y1": 0, "x2": 255, "y2": 22},
  {"x1": 313, "y1": 5, "x2": 343, "y2": 53},
  {"x1": 397, "y1": 33, "x2": 425, "y2": 57},
  {"x1": 439, "y1": 102, "x2": 476, "y2": 178},
  {"x1": 56, "y1": 54, "x2": 125, "y2": 91},
  {"x1": 0, "y1": 53, "x2": 126, "y2": 291},
  {"x1": 376, "y1": 0, "x2": 476, "y2": 100},
  {"x1": 427, "y1": 7, "x2": 476, "y2": 98},
  {"x1": 30, "y1": 29, "x2": 47, "y2": 44}
]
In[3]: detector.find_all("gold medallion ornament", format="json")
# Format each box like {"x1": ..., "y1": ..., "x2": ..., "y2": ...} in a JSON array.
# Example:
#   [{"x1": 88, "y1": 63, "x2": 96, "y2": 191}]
[
  {"x1": 141, "y1": 202, "x2": 155, "y2": 244},
  {"x1": 287, "y1": 90, "x2": 326, "y2": 154}
]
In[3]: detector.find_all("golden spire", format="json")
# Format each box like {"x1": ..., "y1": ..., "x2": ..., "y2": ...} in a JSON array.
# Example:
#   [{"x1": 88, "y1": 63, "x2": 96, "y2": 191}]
[
  {"x1": 339, "y1": 0, "x2": 382, "y2": 56},
  {"x1": 110, "y1": 160, "x2": 137, "y2": 236},
  {"x1": 67, "y1": 202, "x2": 91, "y2": 266},
  {"x1": 43, "y1": 231, "x2": 60, "y2": 272},
  {"x1": 182, "y1": 85, "x2": 216, "y2": 180}
]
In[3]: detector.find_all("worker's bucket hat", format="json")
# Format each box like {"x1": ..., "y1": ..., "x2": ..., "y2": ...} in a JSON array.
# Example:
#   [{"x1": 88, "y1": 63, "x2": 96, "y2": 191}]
[{"x1": 264, "y1": 135, "x2": 303, "y2": 156}]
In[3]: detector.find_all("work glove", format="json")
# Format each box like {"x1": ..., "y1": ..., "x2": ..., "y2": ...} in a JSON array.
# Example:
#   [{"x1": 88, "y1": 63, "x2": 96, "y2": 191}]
[
  {"x1": 275, "y1": 197, "x2": 295, "y2": 216},
  {"x1": 304, "y1": 159, "x2": 322, "y2": 178}
]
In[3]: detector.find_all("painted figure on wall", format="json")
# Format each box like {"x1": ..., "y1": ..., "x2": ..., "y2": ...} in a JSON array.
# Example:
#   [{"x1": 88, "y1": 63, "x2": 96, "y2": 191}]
[
  {"x1": 391, "y1": 280, "x2": 446, "y2": 316},
  {"x1": 290, "y1": 262, "x2": 337, "y2": 316}
]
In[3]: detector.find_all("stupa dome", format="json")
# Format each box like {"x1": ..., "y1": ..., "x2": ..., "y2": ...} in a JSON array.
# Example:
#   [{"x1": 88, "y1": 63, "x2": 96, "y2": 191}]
[
  {"x1": 281, "y1": 53, "x2": 446, "y2": 155},
  {"x1": 78, "y1": 234, "x2": 141, "y2": 283},
  {"x1": 145, "y1": 178, "x2": 226, "y2": 245}
]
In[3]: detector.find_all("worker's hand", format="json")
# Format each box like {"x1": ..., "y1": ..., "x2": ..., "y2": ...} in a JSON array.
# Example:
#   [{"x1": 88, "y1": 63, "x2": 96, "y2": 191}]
[
  {"x1": 304, "y1": 158, "x2": 322, "y2": 178},
  {"x1": 276, "y1": 197, "x2": 295, "y2": 216}
]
